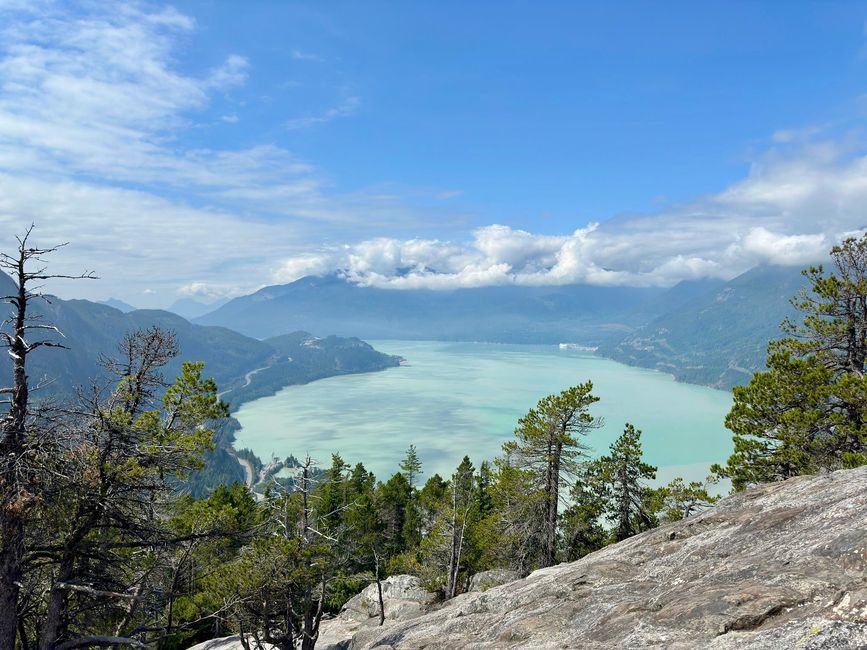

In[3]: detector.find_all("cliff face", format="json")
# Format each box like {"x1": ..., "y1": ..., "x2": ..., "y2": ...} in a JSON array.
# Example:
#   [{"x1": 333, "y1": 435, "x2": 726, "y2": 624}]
[{"x1": 351, "y1": 466, "x2": 867, "y2": 649}]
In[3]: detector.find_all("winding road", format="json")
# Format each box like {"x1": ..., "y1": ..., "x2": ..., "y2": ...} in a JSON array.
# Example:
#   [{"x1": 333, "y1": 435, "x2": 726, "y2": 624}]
[
  {"x1": 217, "y1": 364, "x2": 270, "y2": 399},
  {"x1": 217, "y1": 363, "x2": 271, "y2": 499}
]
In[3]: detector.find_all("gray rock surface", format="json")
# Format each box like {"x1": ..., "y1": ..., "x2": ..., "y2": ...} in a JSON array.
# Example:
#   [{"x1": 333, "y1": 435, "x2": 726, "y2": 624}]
[
  {"x1": 317, "y1": 575, "x2": 438, "y2": 650},
  {"x1": 186, "y1": 636, "x2": 274, "y2": 650},
  {"x1": 468, "y1": 569, "x2": 521, "y2": 593},
  {"x1": 349, "y1": 467, "x2": 867, "y2": 649}
]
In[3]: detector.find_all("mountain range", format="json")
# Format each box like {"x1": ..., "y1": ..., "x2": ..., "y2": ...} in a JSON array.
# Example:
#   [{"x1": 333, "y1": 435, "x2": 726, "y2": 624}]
[
  {"x1": 2, "y1": 263, "x2": 813, "y2": 400},
  {"x1": 5, "y1": 291, "x2": 399, "y2": 410},
  {"x1": 195, "y1": 274, "x2": 672, "y2": 344},
  {"x1": 195, "y1": 265, "x2": 810, "y2": 389},
  {"x1": 0, "y1": 271, "x2": 402, "y2": 496},
  {"x1": 97, "y1": 297, "x2": 136, "y2": 312},
  {"x1": 168, "y1": 296, "x2": 231, "y2": 320}
]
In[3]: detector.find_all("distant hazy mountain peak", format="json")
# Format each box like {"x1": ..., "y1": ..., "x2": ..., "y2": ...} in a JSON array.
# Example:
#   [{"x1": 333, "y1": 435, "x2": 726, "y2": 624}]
[
  {"x1": 98, "y1": 298, "x2": 136, "y2": 313},
  {"x1": 168, "y1": 296, "x2": 230, "y2": 319}
]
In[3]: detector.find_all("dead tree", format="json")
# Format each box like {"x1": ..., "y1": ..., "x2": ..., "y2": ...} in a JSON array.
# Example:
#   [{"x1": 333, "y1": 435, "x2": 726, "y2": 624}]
[{"x1": 0, "y1": 226, "x2": 94, "y2": 649}]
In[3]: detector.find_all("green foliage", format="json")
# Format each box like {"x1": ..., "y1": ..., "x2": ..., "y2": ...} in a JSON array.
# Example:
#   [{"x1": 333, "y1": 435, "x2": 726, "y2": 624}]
[
  {"x1": 561, "y1": 481, "x2": 606, "y2": 561},
  {"x1": 11, "y1": 318, "x2": 724, "y2": 646},
  {"x1": 400, "y1": 444, "x2": 423, "y2": 489},
  {"x1": 502, "y1": 381, "x2": 603, "y2": 567},
  {"x1": 647, "y1": 477, "x2": 720, "y2": 523},
  {"x1": 585, "y1": 423, "x2": 657, "y2": 542},
  {"x1": 715, "y1": 235, "x2": 867, "y2": 490},
  {"x1": 379, "y1": 472, "x2": 415, "y2": 556},
  {"x1": 505, "y1": 381, "x2": 601, "y2": 478}
]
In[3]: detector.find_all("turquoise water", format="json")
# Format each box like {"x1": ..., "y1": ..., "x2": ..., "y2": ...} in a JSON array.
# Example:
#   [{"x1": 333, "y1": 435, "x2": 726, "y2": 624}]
[{"x1": 234, "y1": 340, "x2": 734, "y2": 485}]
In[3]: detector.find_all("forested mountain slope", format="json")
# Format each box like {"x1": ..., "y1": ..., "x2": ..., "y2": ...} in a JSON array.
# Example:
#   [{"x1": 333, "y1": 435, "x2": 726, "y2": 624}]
[
  {"x1": 0, "y1": 272, "x2": 399, "y2": 407},
  {"x1": 600, "y1": 266, "x2": 807, "y2": 389},
  {"x1": 0, "y1": 274, "x2": 403, "y2": 496}
]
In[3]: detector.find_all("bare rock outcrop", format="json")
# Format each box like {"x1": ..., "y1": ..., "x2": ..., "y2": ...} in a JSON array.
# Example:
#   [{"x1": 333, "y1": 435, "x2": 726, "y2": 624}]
[
  {"x1": 186, "y1": 636, "x2": 274, "y2": 650},
  {"x1": 349, "y1": 466, "x2": 867, "y2": 649},
  {"x1": 316, "y1": 575, "x2": 437, "y2": 650},
  {"x1": 468, "y1": 569, "x2": 520, "y2": 593}
]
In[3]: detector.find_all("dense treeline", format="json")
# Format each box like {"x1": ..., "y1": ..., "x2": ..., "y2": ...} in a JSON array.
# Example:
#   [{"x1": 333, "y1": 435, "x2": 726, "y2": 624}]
[{"x1": 3, "y1": 231, "x2": 867, "y2": 648}]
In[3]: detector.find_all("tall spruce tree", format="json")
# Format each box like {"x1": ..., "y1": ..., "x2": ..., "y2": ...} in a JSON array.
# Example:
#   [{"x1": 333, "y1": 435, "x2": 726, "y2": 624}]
[
  {"x1": 589, "y1": 423, "x2": 657, "y2": 542},
  {"x1": 399, "y1": 444, "x2": 423, "y2": 489}
]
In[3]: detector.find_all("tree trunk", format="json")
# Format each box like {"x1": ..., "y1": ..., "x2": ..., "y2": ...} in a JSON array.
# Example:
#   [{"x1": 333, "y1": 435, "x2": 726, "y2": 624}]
[
  {"x1": 447, "y1": 481, "x2": 458, "y2": 597},
  {"x1": 0, "y1": 230, "x2": 94, "y2": 649},
  {"x1": 375, "y1": 555, "x2": 385, "y2": 626},
  {"x1": 0, "y1": 517, "x2": 22, "y2": 650},
  {"x1": 617, "y1": 463, "x2": 631, "y2": 541},
  {"x1": 0, "y1": 262, "x2": 30, "y2": 648},
  {"x1": 40, "y1": 544, "x2": 81, "y2": 650},
  {"x1": 545, "y1": 440, "x2": 562, "y2": 567}
]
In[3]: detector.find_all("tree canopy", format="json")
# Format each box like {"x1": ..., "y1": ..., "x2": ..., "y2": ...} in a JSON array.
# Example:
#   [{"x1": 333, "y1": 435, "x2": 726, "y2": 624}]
[{"x1": 714, "y1": 235, "x2": 867, "y2": 490}]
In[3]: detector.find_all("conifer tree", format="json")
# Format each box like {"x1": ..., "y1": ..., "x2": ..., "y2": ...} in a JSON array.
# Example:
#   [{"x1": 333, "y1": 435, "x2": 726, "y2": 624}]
[
  {"x1": 399, "y1": 444, "x2": 423, "y2": 489},
  {"x1": 714, "y1": 235, "x2": 867, "y2": 489},
  {"x1": 647, "y1": 477, "x2": 719, "y2": 523},
  {"x1": 502, "y1": 382, "x2": 603, "y2": 567},
  {"x1": 35, "y1": 330, "x2": 229, "y2": 649},
  {"x1": 561, "y1": 480, "x2": 606, "y2": 561},
  {"x1": 589, "y1": 423, "x2": 657, "y2": 542},
  {"x1": 0, "y1": 228, "x2": 94, "y2": 646}
]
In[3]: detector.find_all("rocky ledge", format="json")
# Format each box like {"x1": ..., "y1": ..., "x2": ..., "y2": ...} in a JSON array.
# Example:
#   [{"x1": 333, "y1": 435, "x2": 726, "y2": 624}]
[
  {"x1": 351, "y1": 466, "x2": 867, "y2": 649},
  {"x1": 317, "y1": 575, "x2": 438, "y2": 649}
]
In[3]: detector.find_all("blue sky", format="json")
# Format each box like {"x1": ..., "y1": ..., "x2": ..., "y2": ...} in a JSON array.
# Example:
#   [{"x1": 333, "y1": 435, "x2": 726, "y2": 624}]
[
  {"x1": 1, "y1": 1, "x2": 867, "y2": 305},
  {"x1": 176, "y1": 1, "x2": 866, "y2": 226}
]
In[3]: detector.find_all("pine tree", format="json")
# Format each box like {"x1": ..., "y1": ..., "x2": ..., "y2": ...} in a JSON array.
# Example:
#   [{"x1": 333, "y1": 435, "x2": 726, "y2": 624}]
[
  {"x1": 319, "y1": 454, "x2": 350, "y2": 534},
  {"x1": 378, "y1": 472, "x2": 414, "y2": 557},
  {"x1": 394, "y1": 444, "x2": 423, "y2": 548},
  {"x1": 35, "y1": 330, "x2": 229, "y2": 648},
  {"x1": 502, "y1": 382, "x2": 603, "y2": 567},
  {"x1": 647, "y1": 477, "x2": 719, "y2": 523}
]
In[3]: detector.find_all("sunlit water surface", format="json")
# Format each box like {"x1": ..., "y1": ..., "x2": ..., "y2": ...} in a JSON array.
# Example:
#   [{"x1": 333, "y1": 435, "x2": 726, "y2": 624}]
[{"x1": 234, "y1": 341, "x2": 733, "y2": 484}]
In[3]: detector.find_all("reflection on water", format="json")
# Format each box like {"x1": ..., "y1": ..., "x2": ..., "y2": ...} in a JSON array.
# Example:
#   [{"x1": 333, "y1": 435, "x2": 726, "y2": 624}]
[{"x1": 234, "y1": 340, "x2": 733, "y2": 484}]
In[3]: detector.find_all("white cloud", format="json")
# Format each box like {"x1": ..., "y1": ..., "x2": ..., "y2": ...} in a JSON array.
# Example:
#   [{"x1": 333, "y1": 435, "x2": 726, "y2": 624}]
[
  {"x1": 177, "y1": 281, "x2": 244, "y2": 301},
  {"x1": 0, "y1": 1, "x2": 452, "y2": 306},
  {"x1": 0, "y1": 3, "x2": 379, "y2": 219},
  {"x1": 271, "y1": 142, "x2": 867, "y2": 290},
  {"x1": 740, "y1": 227, "x2": 828, "y2": 265}
]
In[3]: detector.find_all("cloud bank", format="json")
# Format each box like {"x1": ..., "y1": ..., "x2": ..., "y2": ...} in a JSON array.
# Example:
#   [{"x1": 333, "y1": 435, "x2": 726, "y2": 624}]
[{"x1": 273, "y1": 142, "x2": 867, "y2": 290}]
